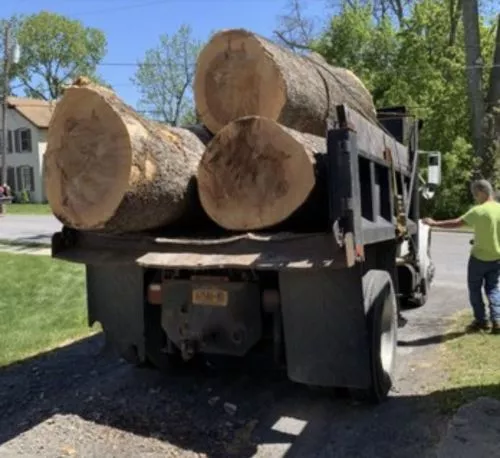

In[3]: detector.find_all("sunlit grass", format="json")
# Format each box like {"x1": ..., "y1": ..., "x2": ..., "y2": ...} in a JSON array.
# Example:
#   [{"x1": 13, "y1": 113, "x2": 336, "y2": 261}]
[{"x1": 0, "y1": 253, "x2": 98, "y2": 366}]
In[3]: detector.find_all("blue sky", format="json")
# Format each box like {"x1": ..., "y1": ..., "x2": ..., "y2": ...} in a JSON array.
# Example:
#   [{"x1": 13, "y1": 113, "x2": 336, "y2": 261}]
[{"x1": 0, "y1": 0, "x2": 328, "y2": 107}]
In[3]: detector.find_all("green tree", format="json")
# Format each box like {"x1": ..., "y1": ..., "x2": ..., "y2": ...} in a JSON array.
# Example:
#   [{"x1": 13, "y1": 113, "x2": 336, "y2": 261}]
[
  {"x1": 132, "y1": 25, "x2": 202, "y2": 126},
  {"x1": 14, "y1": 11, "x2": 107, "y2": 100},
  {"x1": 313, "y1": 0, "x2": 496, "y2": 218}
]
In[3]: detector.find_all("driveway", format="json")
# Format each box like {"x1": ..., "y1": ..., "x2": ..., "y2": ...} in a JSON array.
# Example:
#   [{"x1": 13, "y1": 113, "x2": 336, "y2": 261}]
[
  {"x1": 0, "y1": 215, "x2": 61, "y2": 245},
  {"x1": 0, "y1": 232, "x2": 473, "y2": 457}
]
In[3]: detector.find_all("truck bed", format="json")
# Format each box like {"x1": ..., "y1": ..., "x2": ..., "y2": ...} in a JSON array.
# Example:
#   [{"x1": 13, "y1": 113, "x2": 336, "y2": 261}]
[{"x1": 52, "y1": 104, "x2": 419, "y2": 273}]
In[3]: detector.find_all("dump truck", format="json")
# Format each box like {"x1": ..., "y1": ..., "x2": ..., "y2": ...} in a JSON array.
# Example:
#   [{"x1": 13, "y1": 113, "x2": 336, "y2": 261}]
[{"x1": 51, "y1": 104, "x2": 441, "y2": 402}]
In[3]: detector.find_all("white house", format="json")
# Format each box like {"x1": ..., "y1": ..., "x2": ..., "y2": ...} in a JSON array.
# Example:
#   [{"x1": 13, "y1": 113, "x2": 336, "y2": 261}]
[{"x1": 0, "y1": 97, "x2": 55, "y2": 203}]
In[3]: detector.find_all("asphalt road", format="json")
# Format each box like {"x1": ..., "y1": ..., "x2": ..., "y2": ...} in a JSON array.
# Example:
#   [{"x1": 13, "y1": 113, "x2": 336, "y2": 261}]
[
  {"x1": 0, "y1": 232, "x2": 473, "y2": 458},
  {"x1": 0, "y1": 215, "x2": 61, "y2": 245}
]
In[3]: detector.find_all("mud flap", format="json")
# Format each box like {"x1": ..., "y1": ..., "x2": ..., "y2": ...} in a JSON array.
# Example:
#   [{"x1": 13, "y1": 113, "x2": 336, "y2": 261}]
[
  {"x1": 279, "y1": 267, "x2": 372, "y2": 389},
  {"x1": 86, "y1": 264, "x2": 145, "y2": 362}
]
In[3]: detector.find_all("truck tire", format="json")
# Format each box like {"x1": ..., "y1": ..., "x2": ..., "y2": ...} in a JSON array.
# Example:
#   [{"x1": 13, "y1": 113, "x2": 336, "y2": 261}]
[
  {"x1": 353, "y1": 270, "x2": 398, "y2": 402},
  {"x1": 403, "y1": 227, "x2": 434, "y2": 309},
  {"x1": 402, "y1": 258, "x2": 434, "y2": 309},
  {"x1": 143, "y1": 301, "x2": 184, "y2": 371},
  {"x1": 119, "y1": 344, "x2": 142, "y2": 365},
  {"x1": 116, "y1": 330, "x2": 186, "y2": 372},
  {"x1": 404, "y1": 277, "x2": 428, "y2": 309}
]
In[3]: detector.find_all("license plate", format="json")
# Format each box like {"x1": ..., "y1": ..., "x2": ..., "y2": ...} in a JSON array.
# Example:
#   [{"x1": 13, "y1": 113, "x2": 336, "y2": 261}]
[{"x1": 192, "y1": 288, "x2": 228, "y2": 306}]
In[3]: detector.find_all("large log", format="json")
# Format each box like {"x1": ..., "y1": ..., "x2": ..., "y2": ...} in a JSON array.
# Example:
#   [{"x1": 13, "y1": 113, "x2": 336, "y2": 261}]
[
  {"x1": 44, "y1": 80, "x2": 212, "y2": 233},
  {"x1": 194, "y1": 29, "x2": 377, "y2": 136},
  {"x1": 197, "y1": 116, "x2": 327, "y2": 231}
]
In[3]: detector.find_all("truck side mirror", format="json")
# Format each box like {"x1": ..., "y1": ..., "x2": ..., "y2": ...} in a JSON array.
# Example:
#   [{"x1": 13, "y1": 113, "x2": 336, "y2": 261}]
[{"x1": 427, "y1": 152, "x2": 441, "y2": 186}]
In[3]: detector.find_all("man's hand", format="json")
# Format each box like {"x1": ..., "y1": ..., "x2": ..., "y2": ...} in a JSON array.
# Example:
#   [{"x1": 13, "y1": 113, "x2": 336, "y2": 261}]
[{"x1": 423, "y1": 217, "x2": 436, "y2": 226}]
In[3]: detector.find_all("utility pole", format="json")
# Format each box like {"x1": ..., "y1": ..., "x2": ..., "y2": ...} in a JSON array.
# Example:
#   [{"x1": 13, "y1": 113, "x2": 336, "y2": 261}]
[
  {"x1": 0, "y1": 20, "x2": 20, "y2": 189},
  {"x1": 462, "y1": 0, "x2": 485, "y2": 176},
  {"x1": 1, "y1": 21, "x2": 12, "y2": 187},
  {"x1": 482, "y1": 14, "x2": 500, "y2": 185},
  {"x1": 487, "y1": 14, "x2": 500, "y2": 113}
]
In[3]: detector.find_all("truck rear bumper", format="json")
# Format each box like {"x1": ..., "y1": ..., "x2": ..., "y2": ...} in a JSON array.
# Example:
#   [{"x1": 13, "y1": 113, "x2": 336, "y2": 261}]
[{"x1": 52, "y1": 229, "x2": 347, "y2": 271}]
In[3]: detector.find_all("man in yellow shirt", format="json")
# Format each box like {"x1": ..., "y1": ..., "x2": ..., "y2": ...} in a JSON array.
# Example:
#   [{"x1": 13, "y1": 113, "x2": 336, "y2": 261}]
[{"x1": 424, "y1": 179, "x2": 500, "y2": 334}]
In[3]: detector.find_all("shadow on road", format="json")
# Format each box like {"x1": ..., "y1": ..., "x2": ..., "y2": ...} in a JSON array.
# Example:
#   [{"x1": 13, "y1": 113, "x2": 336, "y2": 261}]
[
  {"x1": 0, "y1": 335, "x2": 498, "y2": 458},
  {"x1": 398, "y1": 331, "x2": 466, "y2": 347},
  {"x1": 10, "y1": 234, "x2": 52, "y2": 245}
]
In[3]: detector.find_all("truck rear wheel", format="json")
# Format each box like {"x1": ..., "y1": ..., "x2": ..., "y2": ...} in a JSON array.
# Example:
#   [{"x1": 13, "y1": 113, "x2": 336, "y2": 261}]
[
  {"x1": 143, "y1": 301, "x2": 185, "y2": 371},
  {"x1": 404, "y1": 277, "x2": 428, "y2": 309},
  {"x1": 353, "y1": 270, "x2": 397, "y2": 403}
]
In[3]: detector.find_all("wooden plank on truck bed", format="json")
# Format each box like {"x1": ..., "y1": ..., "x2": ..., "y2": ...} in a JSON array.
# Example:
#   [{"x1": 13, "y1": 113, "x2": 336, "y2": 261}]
[
  {"x1": 136, "y1": 251, "x2": 340, "y2": 270},
  {"x1": 339, "y1": 105, "x2": 410, "y2": 173}
]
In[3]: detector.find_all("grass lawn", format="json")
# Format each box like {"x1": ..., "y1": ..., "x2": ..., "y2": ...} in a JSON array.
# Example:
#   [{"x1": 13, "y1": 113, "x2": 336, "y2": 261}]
[
  {"x1": 0, "y1": 252, "x2": 97, "y2": 367},
  {"x1": 6, "y1": 203, "x2": 52, "y2": 215},
  {"x1": 438, "y1": 313, "x2": 500, "y2": 411}
]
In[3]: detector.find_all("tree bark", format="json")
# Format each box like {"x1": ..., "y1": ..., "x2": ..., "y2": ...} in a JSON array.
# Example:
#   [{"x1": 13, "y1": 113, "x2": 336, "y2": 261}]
[
  {"x1": 44, "y1": 80, "x2": 212, "y2": 233},
  {"x1": 194, "y1": 29, "x2": 377, "y2": 136},
  {"x1": 197, "y1": 116, "x2": 328, "y2": 231}
]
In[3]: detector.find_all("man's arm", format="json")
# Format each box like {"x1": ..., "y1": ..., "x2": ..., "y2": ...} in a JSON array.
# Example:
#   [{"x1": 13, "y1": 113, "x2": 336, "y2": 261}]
[
  {"x1": 423, "y1": 205, "x2": 478, "y2": 229},
  {"x1": 423, "y1": 217, "x2": 465, "y2": 229}
]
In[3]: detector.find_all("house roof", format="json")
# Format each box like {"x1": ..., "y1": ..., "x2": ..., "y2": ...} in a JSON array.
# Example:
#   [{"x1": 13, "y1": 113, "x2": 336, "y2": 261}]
[{"x1": 6, "y1": 97, "x2": 56, "y2": 129}]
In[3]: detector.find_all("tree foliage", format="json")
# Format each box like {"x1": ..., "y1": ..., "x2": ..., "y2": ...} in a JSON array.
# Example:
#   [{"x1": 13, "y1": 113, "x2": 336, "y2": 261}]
[
  {"x1": 12, "y1": 11, "x2": 108, "y2": 100},
  {"x1": 132, "y1": 25, "x2": 202, "y2": 126},
  {"x1": 309, "y1": 0, "x2": 497, "y2": 217}
]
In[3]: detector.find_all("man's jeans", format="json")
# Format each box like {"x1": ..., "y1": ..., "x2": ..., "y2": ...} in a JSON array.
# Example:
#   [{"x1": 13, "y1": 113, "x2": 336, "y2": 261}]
[{"x1": 467, "y1": 255, "x2": 500, "y2": 324}]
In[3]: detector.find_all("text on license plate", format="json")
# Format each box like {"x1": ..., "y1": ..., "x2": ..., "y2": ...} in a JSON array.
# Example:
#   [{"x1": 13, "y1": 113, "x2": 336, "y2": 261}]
[{"x1": 192, "y1": 288, "x2": 228, "y2": 306}]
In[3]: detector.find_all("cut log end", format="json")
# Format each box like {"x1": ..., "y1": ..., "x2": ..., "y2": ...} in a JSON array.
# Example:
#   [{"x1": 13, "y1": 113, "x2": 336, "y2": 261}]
[
  {"x1": 197, "y1": 117, "x2": 315, "y2": 230},
  {"x1": 44, "y1": 86, "x2": 132, "y2": 229},
  {"x1": 195, "y1": 29, "x2": 287, "y2": 134}
]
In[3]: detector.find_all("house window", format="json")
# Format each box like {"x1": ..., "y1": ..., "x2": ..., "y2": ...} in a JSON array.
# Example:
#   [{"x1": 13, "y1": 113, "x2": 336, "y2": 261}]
[
  {"x1": 17, "y1": 165, "x2": 34, "y2": 192},
  {"x1": 15, "y1": 128, "x2": 32, "y2": 153},
  {"x1": 1, "y1": 129, "x2": 31, "y2": 153}
]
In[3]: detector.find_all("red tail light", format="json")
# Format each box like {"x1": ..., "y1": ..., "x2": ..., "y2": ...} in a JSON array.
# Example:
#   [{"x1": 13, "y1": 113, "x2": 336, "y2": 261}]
[{"x1": 148, "y1": 283, "x2": 162, "y2": 305}]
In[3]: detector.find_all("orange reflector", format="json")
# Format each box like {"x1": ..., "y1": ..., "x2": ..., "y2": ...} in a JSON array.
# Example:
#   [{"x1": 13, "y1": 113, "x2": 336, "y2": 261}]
[{"x1": 148, "y1": 283, "x2": 162, "y2": 305}]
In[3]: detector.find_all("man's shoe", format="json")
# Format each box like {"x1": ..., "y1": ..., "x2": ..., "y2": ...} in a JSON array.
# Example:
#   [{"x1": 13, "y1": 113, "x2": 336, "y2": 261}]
[
  {"x1": 465, "y1": 320, "x2": 490, "y2": 333},
  {"x1": 491, "y1": 322, "x2": 500, "y2": 335}
]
